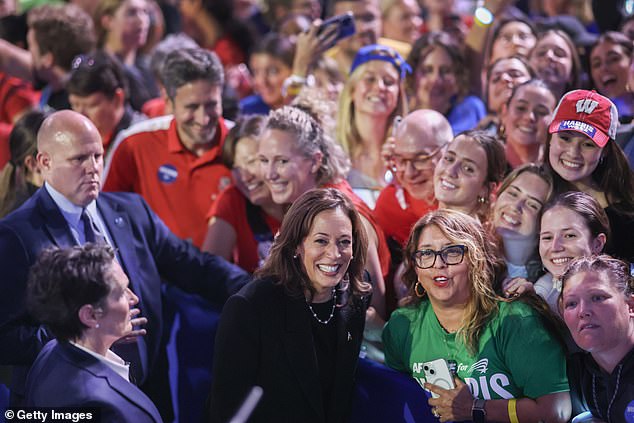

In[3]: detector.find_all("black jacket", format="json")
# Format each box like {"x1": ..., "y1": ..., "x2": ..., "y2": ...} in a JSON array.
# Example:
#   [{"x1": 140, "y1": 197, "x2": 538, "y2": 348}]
[
  {"x1": 568, "y1": 346, "x2": 634, "y2": 422},
  {"x1": 208, "y1": 277, "x2": 369, "y2": 423}
]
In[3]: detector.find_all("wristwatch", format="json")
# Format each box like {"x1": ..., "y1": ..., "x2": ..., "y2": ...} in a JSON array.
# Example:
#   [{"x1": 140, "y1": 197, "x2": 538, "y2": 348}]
[{"x1": 472, "y1": 398, "x2": 486, "y2": 423}]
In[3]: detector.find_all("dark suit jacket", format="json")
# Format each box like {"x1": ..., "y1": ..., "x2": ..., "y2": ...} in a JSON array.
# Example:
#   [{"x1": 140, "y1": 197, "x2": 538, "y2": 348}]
[
  {"x1": 26, "y1": 340, "x2": 163, "y2": 423},
  {"x1": 0, "y1": 188, "x2": 250, "y2": 398},
  {"x1": 208, "y1": 277, "x2": 369, "y2": 423}
]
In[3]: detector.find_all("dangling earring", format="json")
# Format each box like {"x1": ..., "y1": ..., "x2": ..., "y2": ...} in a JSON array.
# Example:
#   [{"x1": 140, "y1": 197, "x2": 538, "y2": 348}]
[
  {"x1": 414, "y1": 281, "x2": 426, "y2": 298},
  {"x1": 499, "y1": 124, "x2": 506, "y2": 138}
]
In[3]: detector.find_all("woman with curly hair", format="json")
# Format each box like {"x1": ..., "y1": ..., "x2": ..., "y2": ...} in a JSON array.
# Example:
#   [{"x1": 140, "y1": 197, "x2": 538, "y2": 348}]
[{"x1": 383, "y1": 209, "x2": 571, "y2": 422}]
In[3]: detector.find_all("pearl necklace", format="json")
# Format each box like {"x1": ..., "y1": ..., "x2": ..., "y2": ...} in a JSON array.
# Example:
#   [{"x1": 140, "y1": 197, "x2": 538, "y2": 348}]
[{"x1": 307, "y1": 288, "x2": 337, "y2": 325}]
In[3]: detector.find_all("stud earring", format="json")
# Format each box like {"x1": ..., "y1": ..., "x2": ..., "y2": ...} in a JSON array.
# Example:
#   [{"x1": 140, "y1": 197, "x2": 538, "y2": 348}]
[{"x1": 95, "y1": 323, "x2": 100, "y2": 329}]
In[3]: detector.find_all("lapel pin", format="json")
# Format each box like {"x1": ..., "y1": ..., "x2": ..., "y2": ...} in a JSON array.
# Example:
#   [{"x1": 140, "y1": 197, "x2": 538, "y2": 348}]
[{"x1": 114, "y1": 217, "x2": 125, "y2": 227}]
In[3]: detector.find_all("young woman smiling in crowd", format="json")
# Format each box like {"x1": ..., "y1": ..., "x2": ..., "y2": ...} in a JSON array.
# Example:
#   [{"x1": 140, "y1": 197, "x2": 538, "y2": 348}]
[
  {"x1": 433, "y1": 129, "x2": 507, "y2": 222},
  {"x1": 336, "y1": 44, "x2": 409, "y2": 206},
  {"x1": 477, "y1": 56, "x2": 534, "y2": 134},
  {"x1": 407, "y1": 31, "x2": 486, "y2": 135},
  {"x1": 535, "y1": 191, "x2": 610, "y2": 311},
  {"x1": 202, "y1": 115, "x2": 284, "y2": 273},
  {"x1": 491, "y1": 163, "x2": 553, "y2": 292},
  {"x1": 528, "y1": 30, "x2": 581, "y2": 100},
  {"x1": 499, "y1": 79, "x2": 557, "y2": 167},
  {"x1": 545, "y1": 89, "x2": 634, "y2": 264},
  {"x1": 589, "y1": 31, "x2": 634, "y2": 121},
  {"x1": 258, "y1": 103, "x2": 390, "y2": 319}
]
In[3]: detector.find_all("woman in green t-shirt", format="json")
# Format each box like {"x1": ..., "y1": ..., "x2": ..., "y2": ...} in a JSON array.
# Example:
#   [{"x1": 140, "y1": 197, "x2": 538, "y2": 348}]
[{"x1": 383, "y1": 209, "x2": 571, "y2": 422}]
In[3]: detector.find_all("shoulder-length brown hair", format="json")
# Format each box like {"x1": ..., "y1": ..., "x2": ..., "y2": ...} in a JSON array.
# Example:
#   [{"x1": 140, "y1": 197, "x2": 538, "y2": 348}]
[
  {"x1": 255, "y1": 188, "x2": 371, "y2": 303},
  {"x1": 401, "y1": 209, "x2": 503, "y2": 354}
]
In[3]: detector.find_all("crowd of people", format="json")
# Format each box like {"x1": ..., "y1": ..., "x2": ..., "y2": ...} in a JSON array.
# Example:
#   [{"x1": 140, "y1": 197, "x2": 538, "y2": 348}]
[{"x1": 0, "y1": 0, "x2": 633, "y2": 422}]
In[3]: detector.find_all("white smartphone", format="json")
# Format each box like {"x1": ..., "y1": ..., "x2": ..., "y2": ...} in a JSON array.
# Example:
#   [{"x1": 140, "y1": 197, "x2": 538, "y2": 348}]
[{"x1": 422, "y1": 358, "x2": 456, "y2": 398}]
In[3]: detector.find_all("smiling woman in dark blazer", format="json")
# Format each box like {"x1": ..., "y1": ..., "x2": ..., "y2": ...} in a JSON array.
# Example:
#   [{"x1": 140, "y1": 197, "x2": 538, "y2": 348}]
[
  {"x1": 208, "y1": 188, "x2": 371, "y2": 423},
  {"x1": 24, "y1": 244, "x2": 162, "y2": 423}
]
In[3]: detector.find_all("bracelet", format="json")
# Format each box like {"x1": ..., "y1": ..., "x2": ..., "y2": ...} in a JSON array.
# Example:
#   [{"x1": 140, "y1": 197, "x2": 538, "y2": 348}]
[
  {"x1": 474, "y1": 6, "x2": 494, "y2": 27},
  {"x1": 282, "y1": 74, "x2": 308, "y2": 97},
  {"x1": 508, "y1": 398, "x2": 519, "y2": 423}
]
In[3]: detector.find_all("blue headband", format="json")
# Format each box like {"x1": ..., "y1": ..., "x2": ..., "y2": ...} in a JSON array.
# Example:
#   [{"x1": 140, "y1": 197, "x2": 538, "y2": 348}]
[{"x1": 350, "y1": 44, "x2": 412, "y2": 80}]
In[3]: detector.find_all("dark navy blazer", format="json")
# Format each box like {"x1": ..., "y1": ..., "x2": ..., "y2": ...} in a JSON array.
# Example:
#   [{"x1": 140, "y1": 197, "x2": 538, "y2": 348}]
[
  {"x1": 0, "y1": 188, "x2": 250, "y2": 397},
  {"x1": 26, "y1": 340, "x2": 163, "y2": 423}
]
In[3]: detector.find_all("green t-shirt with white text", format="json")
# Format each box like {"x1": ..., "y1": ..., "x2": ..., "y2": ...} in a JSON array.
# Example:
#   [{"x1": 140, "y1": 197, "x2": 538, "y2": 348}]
[{"x1": 382, "y1": 300, "x2": 569, "y2": 399}]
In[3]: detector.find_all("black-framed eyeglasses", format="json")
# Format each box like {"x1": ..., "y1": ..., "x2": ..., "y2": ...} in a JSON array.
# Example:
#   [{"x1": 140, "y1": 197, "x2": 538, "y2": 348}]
[
  {"x1": 412, "y1": 245, "x2": 468, "y2": 269},
  {"x1": 390, "y1": 144, "x2": 445, "y2": 171}
]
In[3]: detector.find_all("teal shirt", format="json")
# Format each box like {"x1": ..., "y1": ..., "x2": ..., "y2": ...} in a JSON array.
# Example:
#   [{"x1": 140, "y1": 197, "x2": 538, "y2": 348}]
[{"x1": 383, "y1": 300, "x2": 569, "y2": 400}]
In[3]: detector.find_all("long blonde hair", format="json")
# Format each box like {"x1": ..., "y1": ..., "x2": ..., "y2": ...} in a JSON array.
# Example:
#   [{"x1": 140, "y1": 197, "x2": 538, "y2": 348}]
[
  {"x1": 402, "y1": 209, "x2": 504, "y2": 354},
  {"x1": 335, "y1": 61, "x2": 408, "y2": 159}
]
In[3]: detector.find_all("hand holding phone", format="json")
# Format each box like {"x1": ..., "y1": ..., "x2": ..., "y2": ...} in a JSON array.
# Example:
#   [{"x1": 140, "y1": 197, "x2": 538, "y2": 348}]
[
  {"x1": 317, "y1": 12, "x2": 355, "y2": 50},
  {"x1": 422, "y1": 358, "x2": 456, "y2": 398}
]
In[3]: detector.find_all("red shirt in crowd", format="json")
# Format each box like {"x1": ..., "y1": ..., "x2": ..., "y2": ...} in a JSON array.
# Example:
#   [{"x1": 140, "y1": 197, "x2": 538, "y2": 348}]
[
  {"x1": 373, "y1": 183, "x2": 438, "y2": 247},
  {"x1": 206, "y1": 185, "x2": 281, "y2": 273},
  {"x1": 103, "y1": 116, "x2": 232, "y2": 247}
]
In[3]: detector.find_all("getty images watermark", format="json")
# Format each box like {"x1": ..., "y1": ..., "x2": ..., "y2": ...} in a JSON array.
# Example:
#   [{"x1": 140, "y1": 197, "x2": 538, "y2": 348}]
[{"x1": 4, "y1": 407, "x2": 100, "y2": 422}]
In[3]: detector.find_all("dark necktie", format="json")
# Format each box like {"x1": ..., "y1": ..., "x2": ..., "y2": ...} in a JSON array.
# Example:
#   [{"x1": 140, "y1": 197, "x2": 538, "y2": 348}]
[{"x1": 81, "y1": 209, "x2": 107, "y2": 245}]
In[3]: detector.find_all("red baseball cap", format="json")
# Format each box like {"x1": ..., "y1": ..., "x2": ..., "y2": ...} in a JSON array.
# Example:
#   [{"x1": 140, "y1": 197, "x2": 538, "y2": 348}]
[{"x1": 548, "y1": 89, "x2": 619, "y2": 148}]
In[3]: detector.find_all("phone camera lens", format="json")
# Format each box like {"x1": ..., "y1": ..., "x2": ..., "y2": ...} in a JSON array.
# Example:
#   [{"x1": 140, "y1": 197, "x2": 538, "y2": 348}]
[
  {"x1": 423, "y1": 366, "x2": 429, "y2": 371},
  {"x1": 430, "y1": 369, "x2": 435, "y2": 375}
]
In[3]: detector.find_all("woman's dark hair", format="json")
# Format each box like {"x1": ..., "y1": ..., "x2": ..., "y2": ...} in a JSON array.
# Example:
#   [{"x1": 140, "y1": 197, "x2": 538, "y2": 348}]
[
  {"x1": 250, "y1": 32, "x2": 296, "y2": 69},
  {"x1": 67, "y1": 51, "x2": 129, "y2": 100},
  {"x1": 202, "y1": 0, "x2": 255, "y2": 60},
  {"x1": 0, "y1": 110, "x2": 48, "y2": 218},
  {"x1": 485, "y1": 55, "x2": 535, "y2": 108},
  {"x1": 530, "y1": 29, "x2": 582, "y2": 94},
  {"x1": 543, "y1": 133, "x2": 634, "y2": 216},
  {"x1": 255, "y1": 188, "x2": 371, "y2": 303},
  {"x1": 221, "y1": 114, "x2": 267, "y2": 168},
  {"x1": 504, "y1": 78, "x2": 554, "y2": 109},
  {"x1": 485, "y1": 17, "x2": 537, "y2": 64},
  {"x1": 541, "y1": 191, "x2": 611, "y2": 244},
  {"x1": 26, "y1": 244, "x2": 117, "y2": 341},
  {"x1": 406, "y1": 31, "x2": 468, "y2": 99},
  {"x1": 450, "y1": 129, "x2": 507, "y2": 220},
  {"x1": 589, "y1": 31, "x2": 634, "y2": 90},
  {"x1": 560, "y1": 254, "x2": 634, "y2": 305}
]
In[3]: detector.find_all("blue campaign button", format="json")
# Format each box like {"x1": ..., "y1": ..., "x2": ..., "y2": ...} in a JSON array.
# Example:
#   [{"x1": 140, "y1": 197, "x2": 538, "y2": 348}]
[
  {"x1": 625, "y1": 400, "x2": 634, "y2": 423},
  {"x1": 158, "y1": 164, "x2": 178, "y2": 184}
]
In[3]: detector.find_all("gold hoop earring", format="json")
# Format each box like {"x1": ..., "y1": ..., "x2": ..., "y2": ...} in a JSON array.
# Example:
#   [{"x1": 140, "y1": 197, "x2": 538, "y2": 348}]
[{"x1": 414, "y1": 281, "x2": 426, "y2": 298}]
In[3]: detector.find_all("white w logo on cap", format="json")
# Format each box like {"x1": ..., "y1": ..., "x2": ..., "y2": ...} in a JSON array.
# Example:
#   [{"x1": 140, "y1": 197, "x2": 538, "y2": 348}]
[{"x1": 576, "y1": 99, "x2": 599, "y2": 114}]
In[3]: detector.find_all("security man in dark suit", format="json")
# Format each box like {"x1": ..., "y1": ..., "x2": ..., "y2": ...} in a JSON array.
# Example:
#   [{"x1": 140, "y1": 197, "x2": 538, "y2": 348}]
[{"x1": 0, "y1": 110, "x2": 250, "y2": 420}]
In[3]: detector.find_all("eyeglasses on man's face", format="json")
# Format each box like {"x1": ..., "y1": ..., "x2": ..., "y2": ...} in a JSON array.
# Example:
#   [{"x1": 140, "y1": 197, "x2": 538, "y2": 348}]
[
  {"x1": 390, "y1": 145, "x2": 444, "y2": 171},
  {"x1": 412, "y1": 245, "x2": 468, "y2": 269}
]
